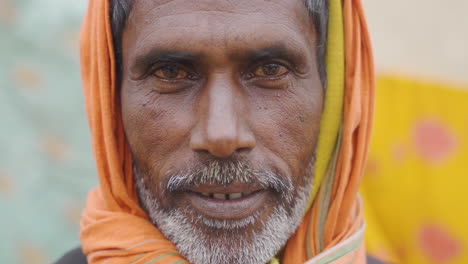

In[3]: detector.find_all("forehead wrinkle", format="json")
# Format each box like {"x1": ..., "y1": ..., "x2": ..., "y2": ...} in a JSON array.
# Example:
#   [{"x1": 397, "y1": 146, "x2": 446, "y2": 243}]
[
  {"x1": 124, "y1": 0, "x2": 317, "y2": 68},
  {"x1": 133, "y1": 0, "x2": 280, "y2": 17},
  {"x1": 129, "y1": 0, "x2": 310, "y2": 33},
  {"x1": 127, "y1": 11, "x2": 256, "y2": 60},
  {"x1": 129, "y1": 25, "x2": 310, "y2": 67},
  {"x1": 128, "y1": 16, "x2": 312, "y2": 55}
]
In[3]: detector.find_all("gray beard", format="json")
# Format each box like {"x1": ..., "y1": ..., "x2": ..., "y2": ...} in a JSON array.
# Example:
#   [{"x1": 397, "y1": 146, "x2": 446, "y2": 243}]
[{"x1": 134, "y1": 160, "x2": 314, "y2": 264}]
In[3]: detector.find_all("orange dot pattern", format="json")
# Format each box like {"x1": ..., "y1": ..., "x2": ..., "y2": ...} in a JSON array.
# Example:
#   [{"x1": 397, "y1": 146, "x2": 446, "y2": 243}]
[{"x1": 362, "y1": 76, "x2": 468, "y2": 264}]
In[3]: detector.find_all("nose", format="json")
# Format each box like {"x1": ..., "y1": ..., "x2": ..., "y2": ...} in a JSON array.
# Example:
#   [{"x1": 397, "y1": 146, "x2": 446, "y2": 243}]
[{"x1": 190, "y1": 75, "x2": 256, "y2": 158}]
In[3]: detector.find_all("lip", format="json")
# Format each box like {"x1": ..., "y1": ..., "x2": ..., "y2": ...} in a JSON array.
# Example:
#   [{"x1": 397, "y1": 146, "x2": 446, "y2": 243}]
[
  {"x1": 189, "y1": 182, "x2": 264, "y2": 194},
  {"x1": 185, "y1": 189, "x2": 268, "y2": 220}
]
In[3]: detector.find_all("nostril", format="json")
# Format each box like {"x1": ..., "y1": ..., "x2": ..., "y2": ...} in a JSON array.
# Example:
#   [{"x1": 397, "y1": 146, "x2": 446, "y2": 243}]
[
  {"x1": 194, "y1": 149, "x2": 210, "y2": 155},
  {"x1": 236, "y1": 147, "x2": 251, "y2": 153}
]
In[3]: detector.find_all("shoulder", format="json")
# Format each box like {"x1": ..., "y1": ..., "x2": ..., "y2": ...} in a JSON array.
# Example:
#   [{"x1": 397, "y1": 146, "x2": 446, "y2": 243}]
[
  {"x1": 55, "y1": 247, "x2": 387, "y2": 264},
  {"x1": 54, "y1": 247, "x2": 87, "y2": 264}
]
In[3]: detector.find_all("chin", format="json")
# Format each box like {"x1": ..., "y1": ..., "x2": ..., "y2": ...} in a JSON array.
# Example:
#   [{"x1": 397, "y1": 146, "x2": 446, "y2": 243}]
[{"x1": 136, "y1": 174, "x2": 313, "y2": 264}]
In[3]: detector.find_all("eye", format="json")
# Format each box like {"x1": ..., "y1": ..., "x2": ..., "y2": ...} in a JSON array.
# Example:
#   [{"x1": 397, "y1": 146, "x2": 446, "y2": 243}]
[
  {"x1": 153, "y1": 64, "x2": 189, "y2": 80},
  {"x1": 253, "y1": 63, "x2": 289, "y2": 78}
]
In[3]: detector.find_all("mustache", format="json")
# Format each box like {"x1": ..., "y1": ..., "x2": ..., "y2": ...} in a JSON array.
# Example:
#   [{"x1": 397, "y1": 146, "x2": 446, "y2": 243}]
[{"x1": 162, "y1": 159, "x2": 293, "y2": 194}]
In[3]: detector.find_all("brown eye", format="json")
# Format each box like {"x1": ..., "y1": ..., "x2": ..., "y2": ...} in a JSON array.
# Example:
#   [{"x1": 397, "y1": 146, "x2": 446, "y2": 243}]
[
  {"x1": 153, "y1": 64, "x2": 189, "y2": 80},
  {"x1": 253, "y1": 63, "x2": 288, "y2": 77}
]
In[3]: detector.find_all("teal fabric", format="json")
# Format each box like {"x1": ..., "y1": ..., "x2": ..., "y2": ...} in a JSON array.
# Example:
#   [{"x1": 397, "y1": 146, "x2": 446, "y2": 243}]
[{"x1": 0, "y1": 1, "x2": 95, "y2": 263}]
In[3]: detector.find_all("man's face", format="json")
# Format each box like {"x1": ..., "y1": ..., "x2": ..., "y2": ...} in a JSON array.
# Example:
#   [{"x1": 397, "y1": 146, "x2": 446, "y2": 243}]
[{"x1": 121, "y1": 0, "x2": 323, "y2": 263}]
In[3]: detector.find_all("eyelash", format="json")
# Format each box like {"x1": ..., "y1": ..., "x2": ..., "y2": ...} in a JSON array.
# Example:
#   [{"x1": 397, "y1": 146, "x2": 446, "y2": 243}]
[
  {"x1": 147, "y1": 64, "x2": 198, "y2": 81},
  {"x1": 146, "y1": 60, "x2": 293, "y2": 83},
  {"x1": 246, "y1": 61, "x2": 292, "y2": 80}
]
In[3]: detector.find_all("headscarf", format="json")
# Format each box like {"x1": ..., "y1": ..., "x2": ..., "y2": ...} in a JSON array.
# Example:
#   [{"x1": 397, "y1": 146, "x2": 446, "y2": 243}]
[{"x1": 79, "y1": 0, "x2": 375, "y2": 263}]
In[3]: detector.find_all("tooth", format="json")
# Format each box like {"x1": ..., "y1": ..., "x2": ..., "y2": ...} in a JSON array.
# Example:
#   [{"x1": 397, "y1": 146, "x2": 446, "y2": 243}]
[
  {"x1": 213, "y1": 193, "x2": 227, "y2": 200},
  {"x1": 243, "y1": 191, "x2": 252, "y2": 196},
  {"x1": 228, "y1": 193, "x2": 242, "y2": 200},
  {"x1": 201, "y1": 192, "x2": 210, "y2": 197}
]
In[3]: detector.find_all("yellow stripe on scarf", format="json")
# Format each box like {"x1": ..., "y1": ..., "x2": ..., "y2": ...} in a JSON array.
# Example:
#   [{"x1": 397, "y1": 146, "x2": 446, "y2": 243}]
[{"x1": 307, "y1": 0, "x2": 345, "y2": 210}]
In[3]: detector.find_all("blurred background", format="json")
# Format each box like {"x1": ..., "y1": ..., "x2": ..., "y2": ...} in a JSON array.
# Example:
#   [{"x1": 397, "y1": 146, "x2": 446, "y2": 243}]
[{"x1": 0, "y1": 0, "x2": 466, "y2": 263}]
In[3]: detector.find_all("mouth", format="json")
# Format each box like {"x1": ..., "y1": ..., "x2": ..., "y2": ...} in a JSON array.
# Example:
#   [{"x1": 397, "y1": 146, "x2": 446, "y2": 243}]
[
  {"x1": 196, "y1": 191, "x2": 256, "y2": 200},
  {"x1": 183, "y1": 183, "x2": 269, "y2": 221}
]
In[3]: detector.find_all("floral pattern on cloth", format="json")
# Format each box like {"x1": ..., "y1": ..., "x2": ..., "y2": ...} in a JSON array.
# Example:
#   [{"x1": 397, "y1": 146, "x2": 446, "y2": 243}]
[
  {"x1": 0, "y1": 1, "x2": 93, "y2": 264},
  {"x1": 361, "y1": 76, "x2": 468, "y2": 264}
]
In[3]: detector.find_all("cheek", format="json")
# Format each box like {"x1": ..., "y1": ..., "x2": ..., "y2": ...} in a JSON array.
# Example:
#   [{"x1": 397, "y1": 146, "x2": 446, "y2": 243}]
[
  {"x1": 250, "y1": 81, "x2": 323, "y2": 178},
  {"x1": 121, "y1": 85, "x2": 194, "y2": 177}
]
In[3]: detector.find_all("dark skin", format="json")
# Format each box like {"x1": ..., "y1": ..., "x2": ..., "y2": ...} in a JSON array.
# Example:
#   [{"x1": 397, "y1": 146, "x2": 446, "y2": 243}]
[{"x1": 121, "y1": 0, "x2": 323, "y2": 235}]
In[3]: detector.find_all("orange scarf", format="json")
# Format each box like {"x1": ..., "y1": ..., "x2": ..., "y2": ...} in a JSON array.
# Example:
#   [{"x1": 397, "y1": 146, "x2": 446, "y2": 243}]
[{"x1": 79, "y1": 0, "x2": 374, "y2": 263}]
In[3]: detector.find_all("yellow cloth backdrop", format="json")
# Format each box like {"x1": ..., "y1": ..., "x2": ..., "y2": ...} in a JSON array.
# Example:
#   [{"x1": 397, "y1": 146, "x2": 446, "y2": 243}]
[{"x1": 362, "y1": 76, "x2": 468, "y2": 264}]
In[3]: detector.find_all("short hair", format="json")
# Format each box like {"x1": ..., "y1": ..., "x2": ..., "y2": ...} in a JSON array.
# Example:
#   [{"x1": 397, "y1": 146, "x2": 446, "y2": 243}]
[{"x1": 110, "y1": 0, "x2": 329, "y2": 86}]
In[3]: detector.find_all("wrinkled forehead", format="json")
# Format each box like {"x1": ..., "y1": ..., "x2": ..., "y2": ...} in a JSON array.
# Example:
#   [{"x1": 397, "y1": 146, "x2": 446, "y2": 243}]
[
  {"x1": 127, "y1": 0, "x2": 311, "y2": 30},
  {"x1": 122, "y1": 0, "x2": 317, "y2": 63}
]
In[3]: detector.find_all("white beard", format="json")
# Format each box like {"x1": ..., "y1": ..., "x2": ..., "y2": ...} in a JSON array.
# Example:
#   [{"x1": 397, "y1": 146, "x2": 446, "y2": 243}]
[{"x1": 136, "y1": 175, "x2": 313, "y2": 264}]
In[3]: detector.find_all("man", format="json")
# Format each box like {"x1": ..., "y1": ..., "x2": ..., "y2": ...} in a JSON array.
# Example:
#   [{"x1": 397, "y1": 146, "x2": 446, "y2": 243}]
[{"x1": 57, "y1": 0, "x2": 376, "y2": 263}]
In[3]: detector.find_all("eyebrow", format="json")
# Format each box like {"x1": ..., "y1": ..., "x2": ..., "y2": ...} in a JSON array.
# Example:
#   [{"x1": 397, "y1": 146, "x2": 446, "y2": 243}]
[
  {"x1": 231, "y1": 44, "x2": 304, "y2": 65},
  {"x1": 131, "y1": 43, "x2": 306, "y2": 73},
  {"x1": 131, "y1": 49, "x2": 202, "y2": 72}
]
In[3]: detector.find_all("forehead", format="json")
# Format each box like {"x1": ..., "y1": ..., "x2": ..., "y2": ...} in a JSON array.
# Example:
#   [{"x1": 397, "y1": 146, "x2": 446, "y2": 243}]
[{"x1": 123, "y1": 0, "x2": 316, "y2": 60}]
